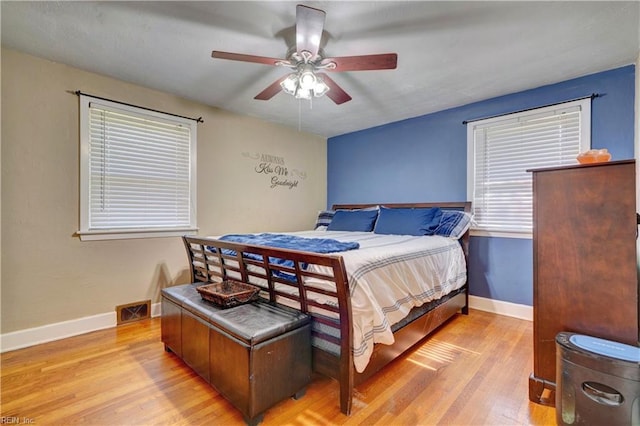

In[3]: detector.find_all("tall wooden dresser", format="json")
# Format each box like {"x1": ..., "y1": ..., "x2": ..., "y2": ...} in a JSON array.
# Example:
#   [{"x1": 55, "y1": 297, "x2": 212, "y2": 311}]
[{"x1": 528, "y1": 160, "x2": 639, "y2": 406}]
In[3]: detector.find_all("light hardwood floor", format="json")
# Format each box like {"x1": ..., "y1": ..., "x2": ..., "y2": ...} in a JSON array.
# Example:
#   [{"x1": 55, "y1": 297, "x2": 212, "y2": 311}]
[{"x1": 1, "y1": 309, "x2": 556, "y2": 425}]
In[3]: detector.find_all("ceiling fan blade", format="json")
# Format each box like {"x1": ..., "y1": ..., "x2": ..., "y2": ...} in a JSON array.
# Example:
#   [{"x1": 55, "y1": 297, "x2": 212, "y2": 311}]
[
  {"x1": 212, "y1": 51, "x2": 284, "y2": 66},
  {"x1": 316, "y1": 73, "x2": 352, "y2": 105},
  {"x1": 296, "y1": 5, "x2": 325, "y2": 59},
  {"x1": 321, "y1": 53, "x2": 398, "y2": 72},
  {"x1": 254, "y1": 75, "x2": 288, "y2": 100}
]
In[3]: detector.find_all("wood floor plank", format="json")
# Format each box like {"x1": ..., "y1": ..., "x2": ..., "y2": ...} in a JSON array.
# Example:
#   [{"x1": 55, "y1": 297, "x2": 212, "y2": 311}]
[{"x1": 1, "y1": 310, "x2": 556, "y2": 425}]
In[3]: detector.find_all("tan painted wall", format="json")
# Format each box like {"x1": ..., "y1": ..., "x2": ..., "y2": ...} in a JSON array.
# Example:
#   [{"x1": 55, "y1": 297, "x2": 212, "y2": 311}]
[{"x1": 1, "y1": 48, "x2": 327, "y2": 333}]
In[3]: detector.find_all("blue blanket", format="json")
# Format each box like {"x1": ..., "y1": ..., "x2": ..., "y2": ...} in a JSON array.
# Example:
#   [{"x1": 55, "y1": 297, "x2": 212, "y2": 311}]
[
  {"x1": 216, "y1": 233, "x2": 359, "y2": 281},
  {"x1": 219, "y1": 233, "x2": 359, "y2": 253}
]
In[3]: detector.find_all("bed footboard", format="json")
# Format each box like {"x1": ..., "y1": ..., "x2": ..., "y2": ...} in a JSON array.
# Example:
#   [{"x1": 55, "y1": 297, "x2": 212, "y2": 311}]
[{"x1": 182, "y1": 236, "x2": 356, "y2": 414}]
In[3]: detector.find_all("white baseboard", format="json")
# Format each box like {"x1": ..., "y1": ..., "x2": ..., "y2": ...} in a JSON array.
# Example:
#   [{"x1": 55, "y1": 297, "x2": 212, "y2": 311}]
[
  {"x1": 468, "y1": 295, "x2": 532, "y2": 321},
  {"x1": 1, "y1": 297, "x2": 530, "y2": 353},
  {"x1": 0, "y1": 302, "x2": 162, "y2": 353},
  {"x1": 151, "y1": 302, "x2": 162, "y2": 318}
]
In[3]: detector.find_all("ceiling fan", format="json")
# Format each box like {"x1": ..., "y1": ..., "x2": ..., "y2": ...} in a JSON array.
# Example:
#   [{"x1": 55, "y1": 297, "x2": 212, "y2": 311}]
[{"x1": 211, "y1": 4, "x2": 398, "y2": 105}]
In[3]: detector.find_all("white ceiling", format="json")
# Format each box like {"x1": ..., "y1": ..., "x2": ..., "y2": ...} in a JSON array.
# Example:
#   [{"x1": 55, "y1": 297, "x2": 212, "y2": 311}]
[{"x1": 2, "y1": 1, "x2": 639, "y2": 138}]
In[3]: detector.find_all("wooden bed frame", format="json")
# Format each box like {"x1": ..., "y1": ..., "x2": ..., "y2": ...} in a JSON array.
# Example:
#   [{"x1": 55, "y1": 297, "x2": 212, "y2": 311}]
[{"x1": 178, "y1": 202, "x2": 471, "y2": 415}]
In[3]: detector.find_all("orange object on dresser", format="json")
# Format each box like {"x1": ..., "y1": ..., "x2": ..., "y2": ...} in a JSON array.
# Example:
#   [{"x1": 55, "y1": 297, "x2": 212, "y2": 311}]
[{"x1": 577, "y1": 148, "x2": 611, "y2": 164}]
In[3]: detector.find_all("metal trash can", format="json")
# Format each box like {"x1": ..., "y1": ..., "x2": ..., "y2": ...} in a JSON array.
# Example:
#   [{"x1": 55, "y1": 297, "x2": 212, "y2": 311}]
[{"x1": 556, "y1": 332, "x2": 640, "y2": 425}]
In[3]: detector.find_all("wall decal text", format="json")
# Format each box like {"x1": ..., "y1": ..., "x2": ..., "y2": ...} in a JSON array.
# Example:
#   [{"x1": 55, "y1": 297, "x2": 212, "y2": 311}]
[{"x1": 242, "y1": 152, "x2": 307, "y2": 190}]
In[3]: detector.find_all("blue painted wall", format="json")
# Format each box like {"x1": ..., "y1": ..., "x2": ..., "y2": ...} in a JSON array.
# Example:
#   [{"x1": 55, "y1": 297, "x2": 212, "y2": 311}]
[{"x1": 327, "y1": 65, "x2": 635, "y2": 306}]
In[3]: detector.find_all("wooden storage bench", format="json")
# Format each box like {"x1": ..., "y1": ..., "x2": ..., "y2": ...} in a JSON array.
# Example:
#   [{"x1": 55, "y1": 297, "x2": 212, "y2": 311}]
[{"x1": 161, "y1": 283, "x2": 311, "y2": 425}]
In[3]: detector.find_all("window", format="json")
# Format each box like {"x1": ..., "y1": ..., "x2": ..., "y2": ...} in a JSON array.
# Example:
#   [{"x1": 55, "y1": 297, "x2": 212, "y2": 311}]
[
  {"x1": 79, "y1": 95, "x2": 197, "y2": 240},
  {"x1": 467, "y1": 98, "x2": 591, "y2": 238}
]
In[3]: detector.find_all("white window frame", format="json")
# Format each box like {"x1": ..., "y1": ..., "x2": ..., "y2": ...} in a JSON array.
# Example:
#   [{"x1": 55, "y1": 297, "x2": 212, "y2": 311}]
[
  {"x1": 467, "y1": 98, "x2": 591, "y2": 239},
  {"x1": 78, "y1": 95, "x2": 197, "y2": 241}
]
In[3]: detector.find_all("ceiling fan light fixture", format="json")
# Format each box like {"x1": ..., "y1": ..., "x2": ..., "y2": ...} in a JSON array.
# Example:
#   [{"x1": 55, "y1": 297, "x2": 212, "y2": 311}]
[
  {"x1": 295, "y1": 87, "x2": 312, "y2": 100},
  {"x1": 280, "y1": 68, "x2": 329, "y2": 100},
  {"x1": 280, "y1": 74, "x2": 298, "y2": 95},
  {"x1": 298, "y1": 70, "x2": 317, "y2": 90},
  {"x1": 312, "y1": 77, "x2": 330, "y2": 97}
]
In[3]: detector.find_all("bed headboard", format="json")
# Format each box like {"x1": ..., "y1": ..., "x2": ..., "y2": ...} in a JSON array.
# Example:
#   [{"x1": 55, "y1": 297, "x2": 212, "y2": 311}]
[
  {"x1": 331, "y1": 201, "x2": 471, "y2": 212},
  {"x1": 331, "y1": 201, "x2": 472, "y2": 260}
]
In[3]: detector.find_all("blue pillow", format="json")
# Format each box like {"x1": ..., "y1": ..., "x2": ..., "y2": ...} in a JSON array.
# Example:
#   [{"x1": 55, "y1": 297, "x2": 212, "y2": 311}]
[
  {"x1": 434, "y1": 210, "x2": 472, "y2": 239},
  {"x1": 314, "y1": 210, "x2": 335, "y2": 230},
  {"x1": 373, "y1": 207, "x2": 443, "y2": 236},
  {"x1": 327, "y1": 209, "x2": 378, "y2": 232}
]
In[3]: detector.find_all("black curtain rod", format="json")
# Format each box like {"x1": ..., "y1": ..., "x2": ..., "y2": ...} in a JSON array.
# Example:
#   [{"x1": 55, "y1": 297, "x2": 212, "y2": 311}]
[
  {"x1": 461, "y1": 93, "x2": 600, "y2": 125},
  {"x1": 73, "y1": 90, "x2": 204, "y2": 123}
]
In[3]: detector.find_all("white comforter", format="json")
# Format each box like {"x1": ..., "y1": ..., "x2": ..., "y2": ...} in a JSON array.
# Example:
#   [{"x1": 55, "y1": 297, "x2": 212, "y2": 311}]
[{"x1": 283, "y1": 230, "x2": 467, "y2": 373}]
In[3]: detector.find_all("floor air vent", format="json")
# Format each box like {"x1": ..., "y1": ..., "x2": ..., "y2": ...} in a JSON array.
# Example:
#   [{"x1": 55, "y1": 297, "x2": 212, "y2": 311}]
[{"x1": 116, "y1": 300, "x2": 151, "y2": 325}]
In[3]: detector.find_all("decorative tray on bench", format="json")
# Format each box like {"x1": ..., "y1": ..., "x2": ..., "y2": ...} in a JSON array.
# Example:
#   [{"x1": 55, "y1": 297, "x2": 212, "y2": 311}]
[{"x1": 196, "y1": 280, "x2": 260, "y2": 309}]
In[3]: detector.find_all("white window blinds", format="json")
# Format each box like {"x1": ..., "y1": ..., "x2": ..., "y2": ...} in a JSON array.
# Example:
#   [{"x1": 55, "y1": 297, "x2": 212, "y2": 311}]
[
  {"x1": 79, "y1": 96, "x2": 197, "y2": 240},
  {"x1": 467, "y1": 99, "x2": 591, "y2": 237}
]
